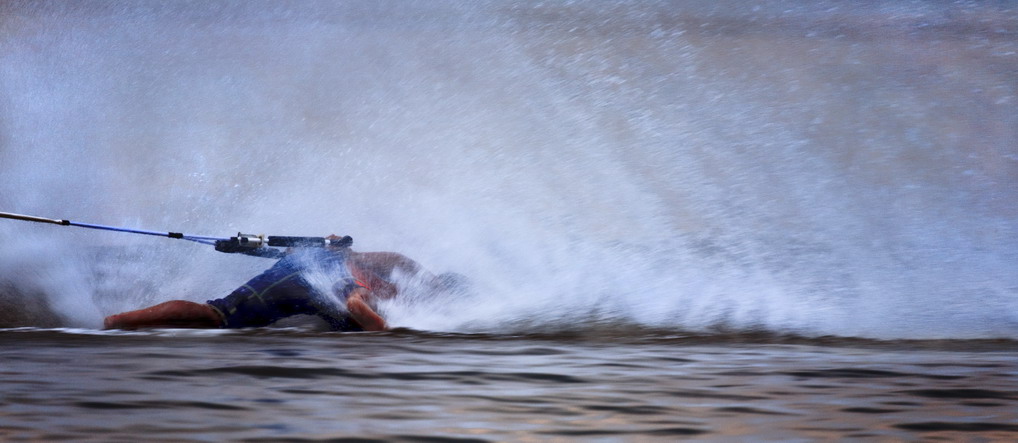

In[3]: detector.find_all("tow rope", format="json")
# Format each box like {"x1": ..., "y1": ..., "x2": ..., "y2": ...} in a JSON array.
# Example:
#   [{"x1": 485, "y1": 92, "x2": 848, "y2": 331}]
[{"x1": 0, "y1": 210, "x2": 351, "y2": 259}]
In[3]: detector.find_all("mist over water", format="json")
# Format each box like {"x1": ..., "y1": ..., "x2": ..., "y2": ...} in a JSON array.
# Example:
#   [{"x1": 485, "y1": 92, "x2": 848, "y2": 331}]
[{"x1": 1, "y1": 1, "x2": 1015, "y2": 339}]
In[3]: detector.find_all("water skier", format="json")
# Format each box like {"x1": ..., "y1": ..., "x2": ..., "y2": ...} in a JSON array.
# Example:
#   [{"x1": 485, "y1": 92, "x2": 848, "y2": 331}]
[{"x1": 104, "y1": 236, "x2": 449, "y2": 331}]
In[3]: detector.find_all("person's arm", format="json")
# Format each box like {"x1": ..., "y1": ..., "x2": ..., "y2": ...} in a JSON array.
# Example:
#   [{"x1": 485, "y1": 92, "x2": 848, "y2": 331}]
[
  {"x1": 345, "y1": 287, "x2": 387, "y2": 331},
  {"x1": 315, "y1": 282, "x2": 388, "y2": 332}
]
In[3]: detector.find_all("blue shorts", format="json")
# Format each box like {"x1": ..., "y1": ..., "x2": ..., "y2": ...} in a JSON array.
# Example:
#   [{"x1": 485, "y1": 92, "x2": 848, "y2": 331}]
[{"x1": 207, "y1": 249, "x2": 364, "y2": 331}]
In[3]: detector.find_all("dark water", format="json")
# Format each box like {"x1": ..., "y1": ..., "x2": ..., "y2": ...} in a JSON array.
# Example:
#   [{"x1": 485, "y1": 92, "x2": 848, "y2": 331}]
[{"x1": 2, "y1": 328, "x2": 1016, "y2": 441}]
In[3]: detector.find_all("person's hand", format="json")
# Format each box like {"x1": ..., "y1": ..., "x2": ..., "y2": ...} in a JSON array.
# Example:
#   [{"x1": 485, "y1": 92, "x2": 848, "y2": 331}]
[{"x1": 325, "y1": 234, "x2": 348, "y2": 251}]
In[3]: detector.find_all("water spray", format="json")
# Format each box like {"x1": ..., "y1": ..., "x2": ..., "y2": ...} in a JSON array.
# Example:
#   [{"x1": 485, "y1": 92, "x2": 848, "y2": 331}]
[{"x1": 0, "y1": 211, "x2": 352, "y2": 259}]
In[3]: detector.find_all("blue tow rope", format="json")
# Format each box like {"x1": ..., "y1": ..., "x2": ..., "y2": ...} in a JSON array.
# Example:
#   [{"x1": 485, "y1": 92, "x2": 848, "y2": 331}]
[{"x1": 0, "y1": 211, "x2": 226, "y2": 245}]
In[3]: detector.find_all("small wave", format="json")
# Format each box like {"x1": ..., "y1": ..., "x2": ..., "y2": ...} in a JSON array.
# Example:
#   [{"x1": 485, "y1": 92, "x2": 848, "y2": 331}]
[
  {"x1": 894, "y1": 422, "x2": 1018, "y2": 433},
  {"x1": 2, "y1": 325, "x2": 1017, "y2": 351}
]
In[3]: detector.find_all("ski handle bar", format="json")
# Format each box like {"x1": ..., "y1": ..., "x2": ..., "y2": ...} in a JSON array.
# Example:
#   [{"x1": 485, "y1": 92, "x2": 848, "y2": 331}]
[{"x1": 214, "y1": 234, "x2": 352, "y2": 252}]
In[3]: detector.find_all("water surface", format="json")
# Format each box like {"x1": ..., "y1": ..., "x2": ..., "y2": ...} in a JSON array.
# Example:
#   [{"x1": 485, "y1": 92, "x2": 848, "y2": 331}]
[{"x1": 2, "y1": 328, "x2": 1016, "y2": 441}]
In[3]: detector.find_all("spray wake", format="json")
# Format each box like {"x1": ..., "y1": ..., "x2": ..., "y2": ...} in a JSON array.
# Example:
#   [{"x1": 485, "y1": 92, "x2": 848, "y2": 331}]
[{"x1": 1, "y1": 1, "x2": 1016, "y2": 338}]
